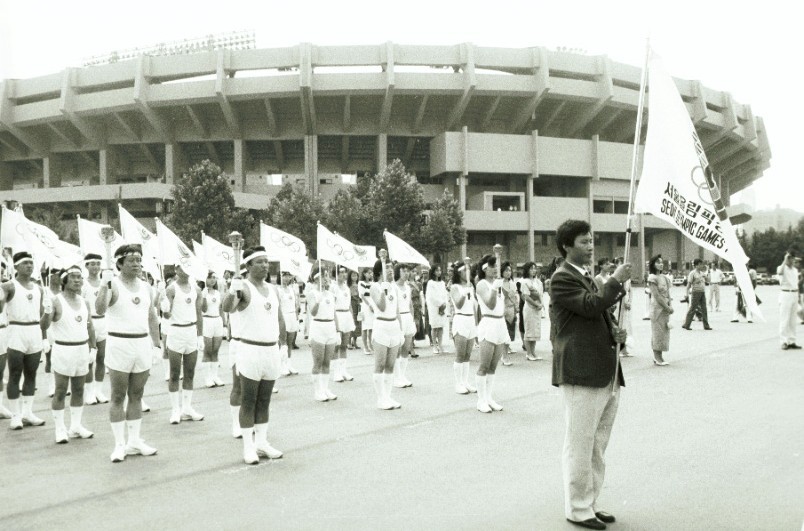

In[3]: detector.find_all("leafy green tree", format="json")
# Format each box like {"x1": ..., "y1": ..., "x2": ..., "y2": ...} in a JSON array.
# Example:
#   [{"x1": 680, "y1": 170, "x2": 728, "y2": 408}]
[
  {"x1": 264, "y1": 183, "x2": 326, "y2": 257},
  {"x1": 325, "y1": 188, "x2": 366, "y2": 244},
  {"x1": 362, "y1": 159, "x2": 427, "y2": 249},
  {"x1": 419, "y1": 190, "x2": 466, "y2": 262}
]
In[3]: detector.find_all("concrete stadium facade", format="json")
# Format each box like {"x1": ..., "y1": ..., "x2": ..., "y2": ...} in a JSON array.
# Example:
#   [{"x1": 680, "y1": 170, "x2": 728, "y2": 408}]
[{"x1": 0, "y1": 43, "x2": 770, "y2": 271}]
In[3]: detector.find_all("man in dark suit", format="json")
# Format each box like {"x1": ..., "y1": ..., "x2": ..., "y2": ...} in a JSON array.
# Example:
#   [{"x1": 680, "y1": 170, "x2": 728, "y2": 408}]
[{"x1": 549, "y1": 220, "x2": 630, "y2": 530}]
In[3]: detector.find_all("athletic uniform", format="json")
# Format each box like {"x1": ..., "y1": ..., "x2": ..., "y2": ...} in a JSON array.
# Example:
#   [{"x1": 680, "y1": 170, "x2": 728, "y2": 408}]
[
  {"x1": 0, "y1": 304, "x2": 8, "y2": 355},
  {"x1": 82, "y1": 280, "x2": 107, "y2": 341},
  {"x1": 166, "y1": 283, "x2": 198, "y2": 354},
  {"x1": 476, "y1": 279, "x2": 509, "y2": 345},
  {"x1": 308, "y1": 287, "x2": 338, "y2": 345},
  {"x1": 278, "y1": 285, "x2": 299, "y2": 334},
  {"x1": 332, "y1": 283, "x2": 356, "y2": 334},
  {"x1": 236, "y1": 280, "x2": 281, "y2": 381},
  {"x1": 451, "y1": 284, "x2": 478, "y2": 340},
  {"x1": 359, "y1": 281, "x2": 374, "y2": 330},
  {"x1": 372, "y1": 282, "x2": 402, "y2": 348},
  {"x1": 106, "y1": 278, "x2": 152, "y2": 374},
  {"x1": 51, "y1": 294, "x2": 91, "y2": 378},
  {"x1": 7, "y1": 280, "x2": 42, "y2": 354},
  {"x1": 397, "y1": 283, "x2": 416, "y2": 336},
  {"x1": 202, "y1": 289, "x2": 224, "y2": 338},
  {"x1": 228, "y1": 307, "x2": 241, "y2": 370}
]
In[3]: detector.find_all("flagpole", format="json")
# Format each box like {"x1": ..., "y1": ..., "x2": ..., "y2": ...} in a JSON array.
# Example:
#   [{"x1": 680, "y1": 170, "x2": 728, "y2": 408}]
[{"x1": 613, "y1": 37, "x2": 650, "y2": 395}]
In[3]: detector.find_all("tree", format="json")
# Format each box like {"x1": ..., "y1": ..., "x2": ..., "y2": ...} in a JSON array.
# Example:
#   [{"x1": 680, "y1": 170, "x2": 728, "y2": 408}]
[
  {"x1": 325, "y1": 188, "x2": 366, "y2": 244},
  {"x1": 264, "y1": 183, "x2": 326, "y2": 257},
  {"x1": 27, "y1": 205, "x2": 77, "y2": 244},
  {"x1": 419, "y1": 190, "x2": 466, "y2": 262},
  {"x1": 168, "y1": 159, "x2": 258, "y2": 245},
  {"x1": 363, "y1": 159, "x2": 427, "y2": 249}
]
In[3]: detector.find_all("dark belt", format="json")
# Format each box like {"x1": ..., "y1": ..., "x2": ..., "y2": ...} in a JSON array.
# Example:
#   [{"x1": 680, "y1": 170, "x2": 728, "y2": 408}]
[
  {"x1": 203, "y1": 315, "x2": 221, "y2": 318},
  {"x1": 9, "y1": 321, "x2": 39, "y2": 326},
  {"x1": 336, "y1": 309, "x2": 350, "y2": 312},
  {"x1": 314, "y1": 318, "x2": 334, "y2": 322},
  {"x1": 376, "y1": 316, "x2": 397, "y2": 322},
  {"x1": 239, "y1": 338, "x2": 277, "y2": 347},
  {"x1": 55, "y1": 339, "x2": 89, "y2": 346},
  {"x1": 171, "y1": 322, "x2": 197, "y2": 327},
  {"x1": 782, "y1": 289, "x2": 797, "y2": 292},
  {"x1": 109, "y1": 332, "x2": 148, "y2": 339},
  {"x1": 455, "y1": 313, "x2": 474, "y2": 317},
  {"x1": 482, "y1": 315, "x2": 503, "y2": 319},
  {"x1": 0, "y1": 324, "x2": 6, "y2": 329},
  {"x1": 399, "y1": 311, "x2": 411, "y2": 315},
  {"x1": 91, "y1": 315, "x2": 104, "y2": 319}
]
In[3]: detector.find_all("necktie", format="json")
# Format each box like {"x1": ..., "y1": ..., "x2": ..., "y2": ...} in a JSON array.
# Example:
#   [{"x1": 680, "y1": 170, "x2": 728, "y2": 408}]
[{"x1": 584, "y1": 272, "x2": 599, "y2": 293}]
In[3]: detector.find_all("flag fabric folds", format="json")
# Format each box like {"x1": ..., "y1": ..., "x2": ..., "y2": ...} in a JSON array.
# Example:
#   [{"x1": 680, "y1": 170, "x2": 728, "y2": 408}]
[
  {"x1": 119, "y1": 204, "x2": 162, "y2": 280},
  {"x1": 155, "y1": 219, "x2": 206, "y2": 278},
  {"x1": 384, "y1": 230, "x2": 430, "y2": 267},
  {"x1": 316, "y1": 223, "x2": 375, "y2": 272},
  {"x1": 77, "y1": 216, "x2": 123, "y2": 269},
  {"x1": 634, "y1": 51, "x2": 761, "y2": 318},
  {"x1": 200, "y1": 233, "x2": 240, "y2": 278},
  {"x1": 260, "y1": 222, "x2": 308, "y2": 261}
]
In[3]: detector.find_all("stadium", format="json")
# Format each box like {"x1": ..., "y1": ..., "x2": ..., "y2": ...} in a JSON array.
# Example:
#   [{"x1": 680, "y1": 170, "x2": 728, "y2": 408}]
[{"x1": 0, "y1": 40, "x2": 771, "y2": 271}]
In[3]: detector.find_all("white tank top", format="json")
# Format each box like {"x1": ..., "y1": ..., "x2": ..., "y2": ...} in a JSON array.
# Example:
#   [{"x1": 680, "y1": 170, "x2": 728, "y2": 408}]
[
  {"x1": 229, "y1": 304, "x2": 242, "y2": 340},
  {"x1": 107, "y1": 278, "x2": 151, "y2": 334},
  {"x1": 454, "y1": 284, "x2": 475, "y2": 316},
  {"x1": 311, "y1": 286, "x2": 335, "y2": 320},
  {"x1": 332, "y1": 283, "x2": 351, "y2": 312},
  {"x1": 278, "y1": 285, "x2": 297, "y2": 315},
  {"x1": 239, "y1": 280, "x2": 279, "y2": 343},
  {"x1": 203, "y1": 289, "x2": 221, "y2": 317},
  {"x1": 396, "y1": 282, "x2": 411, "y2": 314},
  {"x1": 374, "y1": 282, "x2": 399, "y2": 320},
  {"x1": 8, "y1": 279, "x2": 41, "y2": 323},
  {"x1": 170, "y1": 283, "x2": 197, "y2": 325},
  {"x1": 477, "y1": 279, "x2": 504, "y2": 317},
  {"x1": 52, "y1": 293, "x2": 89, "y2": 343},
  {"x1": 0, "y1": 304, "x2": 8, "y2": 326},
  {"x1": 82, "y1": 278, "x2": 103, "y2": 317}
]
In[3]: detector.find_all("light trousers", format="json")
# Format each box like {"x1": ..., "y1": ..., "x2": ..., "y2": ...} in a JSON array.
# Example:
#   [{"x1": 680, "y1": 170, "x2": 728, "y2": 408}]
[{"x1": 779, "y1": 291, "x2": 799, "y2": 346}]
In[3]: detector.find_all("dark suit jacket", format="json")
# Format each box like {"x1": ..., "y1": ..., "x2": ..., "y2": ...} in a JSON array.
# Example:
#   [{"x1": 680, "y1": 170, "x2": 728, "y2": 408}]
[{"x1": 550, "y1": 263, "x2": 626, "y2": 388}]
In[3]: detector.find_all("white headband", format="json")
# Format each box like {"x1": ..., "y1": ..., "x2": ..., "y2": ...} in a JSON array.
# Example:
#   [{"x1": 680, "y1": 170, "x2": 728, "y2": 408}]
[
  {"x1": 60, "y1": 266, "x2": 82, "y2": 280},
  {"x1": 83, "y1": 259, "x2": 101, "y2": 265},
  {"x1": 14, "y1": 257, "x2": 34, "y2": 266},
  {"x1": 457, "y1": 264, "x2": 466, "y2": 272},
  {"x1": 243, "y1": 251, "x2": 269, "y2": 264},
  {"x1": 481, "y1": 263, "x2": 489, "y2": 271}
]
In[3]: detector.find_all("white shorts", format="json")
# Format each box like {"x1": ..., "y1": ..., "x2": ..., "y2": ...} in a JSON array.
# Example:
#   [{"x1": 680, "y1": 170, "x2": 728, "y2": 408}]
[
  {"x1": 236, "y1": 341, "x2": 280, "y2": 381},
  {"x1": 309, "y1": 319, "x2": 338, "y2": 345},
  {"x1": 91, "y1": 316, "x2": 108, "y2": 341},
  {"x1": 203, "y1": 316, "x2": 224, "y2": 338},
  {"x1": 452, "y1": 314, "x2": 477, "y2": 340},
  {"x1": 373, "y1": 318, "x2": 402, "y2": 348},
  {"x1": 166, "y1": 324, "x2": 198, "y2": 354},
  {"x1": 335, "y1": 310, "x2": 355, "y2": 334},
  {"x1": 52, "y1": 342, "x2": 91, "y2": 377},
  {"x1": 106, "y1": 335, "x2": 152, "y2": 374},
  {"x1": 477, "y1": 316, "x2": 509, "y2": 345},
  {"x1": 283, "y1": 311, "x2": 299, "y2": 333},
  {"x1": 227, "y1": 339, "x2": 238, "y2": 369},
  {"x1": 7, "y1": 323, "x2": 42, "y2": 354},
  {"x1": 0, "y1": 325, "x2": 7, "y2": 354},
  {"x1": 360, "y1": 302, "x2": 374, "y2": 330},
  {"x1": 399, "y1": 312, "x2": 416, "y2": 336}
]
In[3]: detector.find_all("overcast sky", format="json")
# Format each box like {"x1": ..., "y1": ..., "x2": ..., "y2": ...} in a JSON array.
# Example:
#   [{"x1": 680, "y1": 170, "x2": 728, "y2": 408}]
[{"x1": 1, "y1": 0, "x2": 799, "y2": 211}]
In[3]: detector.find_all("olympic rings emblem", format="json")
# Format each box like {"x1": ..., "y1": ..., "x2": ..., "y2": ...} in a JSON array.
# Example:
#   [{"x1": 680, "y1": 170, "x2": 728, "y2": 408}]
[
  {"x1": 326, "y1": 237, "x2": 355, "y2": 261},
  {"x1": 269, "y1": 232, "x2": 302, "y2": 254},
  {"x1": 689, "y1": 166, "x2": 715, "y2": 207},
  {"x1": 75, "y1": 315, "x2": 83, "y2": 323}
]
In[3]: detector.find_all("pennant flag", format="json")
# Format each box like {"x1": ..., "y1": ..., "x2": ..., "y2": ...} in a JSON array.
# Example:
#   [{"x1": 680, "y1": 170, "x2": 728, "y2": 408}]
[
  {"x1": 634, "y1": 51, "x2": 761, "y2": 319},
  {"x1": 200, "y1": 233, "x2": 240, "y2": 277},
  {"x1": 279, "y1": 255, "x2": 313, "y2": 282},
  {"x1": 118, "y1": 205, "x2": 161, "y2": 280},
  {"x1": 316, "y1": 223, "x2": 375, "y2": 272},
  {"x1": 154, "y1": 219, "x2": 206, "y2": 278},
  {"x1": 77, "y1": 216, "x2": 124, "y2": 269},
  {"x1": 260, "y1": 222, "x2": 308, "y2": 261},
  {"x1": 384, "y1": 230, "x2": 429, "y2": 267},
  {"x1": 0, "y1": 206, "x2": 54, "y2": 276}
]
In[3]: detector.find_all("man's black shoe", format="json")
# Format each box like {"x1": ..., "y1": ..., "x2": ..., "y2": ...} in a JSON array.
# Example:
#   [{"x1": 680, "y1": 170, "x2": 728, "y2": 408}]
[
  {"x1": 788, "y1": 343, "x2": 802, "y2": 349},
  {"x1": 682, "y1": 326, "x2": 691, "y2": 330},
  {"x1": 595, "y1": 512, "x2": 616, "y2": 523},
  {"x1": 782, "y1": 344, "x2": 790, "y2": 350},
  {"x1": 704, "y1": 327, "x2": 713, "y2": 330},
  {"x1": 567, "y1": 518, "x2": 606, "y2": 530}
]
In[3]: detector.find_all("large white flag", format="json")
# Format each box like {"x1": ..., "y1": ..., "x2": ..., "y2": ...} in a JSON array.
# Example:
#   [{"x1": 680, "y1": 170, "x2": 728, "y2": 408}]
[
  {"x1": 154, "y1": 219, "x2": 206, "y2": 278},
  {"x1": 279, "y1": 255, "x2": 313, "y2": 282},
  {"x1": 0, "y1": 206, "x2": 54, "y2": 276},
  {"x1": 634, "y1": 52, "x2": 761, "y2": 318},
  {"x1": 77, "y1": 216, "x2": 124, "y2": 269},
  {"x1": 118, "y1": 204, "x2": 161, "y2": 280},
  {"x1": 260, "y1": 222, "x2": 308, "y2": 261},
  {"x1": 316, "y1": 223, "x2": 375, "y2": 272},
  {"x1": 200, "y1": 233, "x2": 240, "y2": 277},
  {"x1": 384, "y1": 230, "x2": 429, "y2": 267}
]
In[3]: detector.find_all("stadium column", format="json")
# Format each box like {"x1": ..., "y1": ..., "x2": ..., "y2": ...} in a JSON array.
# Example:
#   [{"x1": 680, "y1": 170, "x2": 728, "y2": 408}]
[
  {"x1": 459, "y1": 126, "x2": 469, "y2": 259},
  {"x1": 305, "y1": 135, "x2": 318, "y2": 196},
  {"x1": 165, "y1": 143, "x2": 182, "y2": 186},
  {"x1": 376, "y1": 134, "x2": 387, "y2": 172},
  {"x1": 233, "y1": 139, "x2": 245, "y2": 192},
  {"x1": 528, "y1": 130, "x2": 539, "y2": 262},
  {"x1": 0, "y1": 161, "x2": 11, "y2": 191},
  {"x1": 43, "y1": 155, "x2": 60, "y2": 188}
]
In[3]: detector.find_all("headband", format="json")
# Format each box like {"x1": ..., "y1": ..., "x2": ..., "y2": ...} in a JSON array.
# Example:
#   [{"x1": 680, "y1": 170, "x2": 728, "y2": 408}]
[
  {"x1": 60, "y1": 266, "x2": 83, "y2": 280},
  {"x1": 14, "y1": 257, "x2": 34, "y2": 266},
  {"x1": 83, "y1": 258, "x2": 102, "y2": 265},
  {"x1": 481, "y1": 263, "x2": 489, "y2": 271},
  {"x1": 116, "y1": 250, "x2": 142, "y2": 260},
  {"x1": 243, "y1": 251, "x2": 269, "y2": 264},
  {"x1": 457, "y1": 264, "x2": 466, "y2": 272}
]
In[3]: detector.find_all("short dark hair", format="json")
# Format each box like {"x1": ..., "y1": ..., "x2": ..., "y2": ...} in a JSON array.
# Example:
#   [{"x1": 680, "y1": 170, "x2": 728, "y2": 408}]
[
  {"x1": 522, "y1": 261, "x2": 536, "y2": 278},
  {"x1": 476, "y1": 255, "x2": 495, "y2": 281},
  {"x1": 500, "y1": 261, "x2": 512, "y2": 277},
  {"x1": 692, "y1": 258, "x2": 703, "y2": 267},
  {"x1": 555, "y1": 220, "x2": 591, "y2": 258},
  {"x1": 451, "y1": 261, "x2": 465, "y2": 285},
  {"x1": 393, "y1": 262, "x2": 407, "y2": 281},
  {"x1": 372, "y1": 260, "x2": 384, "y2": 282},
  {"x1": 648, "y1": 254, "x2": 663, "y2": 275}
]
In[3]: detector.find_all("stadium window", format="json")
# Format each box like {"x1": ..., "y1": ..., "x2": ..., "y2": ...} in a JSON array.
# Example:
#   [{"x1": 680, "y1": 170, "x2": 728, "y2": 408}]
[
  {"x1": 491, "y1": 195, "x2": 520, "y2": 211},
  {"x1": 593, "y1": 200, "x2": 612, "y2": 213},
  {"x1": 613, "y1": 201, "x2": 629, "y2": 214}
]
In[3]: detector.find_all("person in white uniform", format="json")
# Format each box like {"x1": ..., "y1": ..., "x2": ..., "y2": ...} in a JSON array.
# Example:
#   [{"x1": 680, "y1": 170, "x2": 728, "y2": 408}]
[
  {"x1": 393, "y1": 263, "x2": 416, "y2": 388},
  {"x1": 0, "y1": 252, "x2": 50, "y2": 430},
  {"x1": 44, "y1": 268, "x2": 61, "y2": 398},
  {"x1": 277, "y1": 271, "x2": 300, "y2": 377},
  {"x1": 425, "y1": 265, "x2": 448, "y2": 355},
  {"x1": 0, "y1": 282, "x2": 10, "y2": 419},
  {"x1": 449, "y1": 261, "x2": 477, "y2": 396},
  {"x1": 369, "y1": 259, "x2": 402, "y2": 410},
  {"x1": 227, "y1": 266, "x2": 246, "y2": 439},
  {"x1": 332, "y1": 265, "x2": 356, "y2": 383},
  {"x1": 81, "y1": 254, "x2": 110, "y2": 405},
  {"x1": 161, "y1": 263, "x2": 204, "y2": 424},
  {"x1": 49, "y1": 265, "x2": 97, "y2": 443},
  {"x1": 358, "y1": 269, "x2": 374, "y2": 354},
  {"x1": 222, "y1": 246, "x2": 285, "y2": 464},
  {"x1": 96, "y1": 245, "x2": 162, "y2": 463},
  {"x1": 777, "y1": 250, "x2": 801, "y2": 350},
  {"x1": 307, "y1": 266, "x2": 339, "y2": 402},
  {"x1": 201, "y1": 272, "x2": 226, "y2": 387},
  {"x1": 474, "y1": 255, "x2": 509, "y2": 413}
]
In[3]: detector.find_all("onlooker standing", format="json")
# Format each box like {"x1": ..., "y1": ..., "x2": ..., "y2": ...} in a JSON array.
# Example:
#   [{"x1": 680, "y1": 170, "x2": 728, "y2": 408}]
[
  {"x1": 520, "y1": 262, "x2": 544, "y2": 361},
  {"x1": 648, "y1": 255, "x2": 673, "y2": 365},
  {"x1": 777, "y1": 250, "x2": 801, "y2": 350},
  {"x1": 731, "y1": 264, "x2": 759, "y2": 323},
  {"x1": 707, "y1": 263, "x2": 723, "y2": 311},
  {"x1": 682, "y1": 259, "x2": 711, "y2": 331},
  {"x1": 499, "y1": 261, "x2": 518, "y2": 365}
]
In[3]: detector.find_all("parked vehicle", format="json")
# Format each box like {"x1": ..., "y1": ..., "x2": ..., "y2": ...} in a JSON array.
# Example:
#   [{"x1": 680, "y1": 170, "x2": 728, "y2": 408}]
[
  {"x1": 721, "y1": 272, "x2": 735, "y2": 286},
  {"x1": 672, "y1": 276, "x2": 686, "y2": 286}
]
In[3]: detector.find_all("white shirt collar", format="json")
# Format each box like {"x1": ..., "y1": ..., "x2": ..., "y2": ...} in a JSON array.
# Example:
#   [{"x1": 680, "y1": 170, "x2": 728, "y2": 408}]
[{"x1": 566, "y1": 261, "x2": 590, "y2": 277}]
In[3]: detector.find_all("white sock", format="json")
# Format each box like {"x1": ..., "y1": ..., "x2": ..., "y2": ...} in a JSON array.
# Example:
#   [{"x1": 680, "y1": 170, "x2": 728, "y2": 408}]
[
  {"x1": 52, "y1": 409, "x2": 66, "y2": 431},
  {"x1": 69, "y1": 406, "x2": 83, "y2": 431},
  {"x1": 181, "y1": 390, "x2": 193, "y2": 409},
  {"x1": 383, "y1": 374, "x2": 394, "y2": 402},
  {"x1": 21, "y1": 395, "x2": 33, "y2": 416},
  {"x1": 372, "y1": 373, "x2": 384, "y2": 401},
  {"x1": 231, "y1": 405, "x2": 240, "y2": 427},
  {"x1": 399, "y1": 357, "x2": 409, "y2": 379},
  {"x1": 169, "y1": 391, "x2": 180, "y2": 412},
  {"x1": 110, "y1": 420, "x2": 126, "y2": 446},
  {"x1": 254, "y1": 423, "x2": 268, "y2": 444},
  {"x1": 241, "y1": 427, "x2": 256, "y2": 453},
  {"x1": 127, "y1": 418, "x2": 142, "y2": 444},
  {"x1": 8, "y1": 398, "x2": 20, "y2": 416}
]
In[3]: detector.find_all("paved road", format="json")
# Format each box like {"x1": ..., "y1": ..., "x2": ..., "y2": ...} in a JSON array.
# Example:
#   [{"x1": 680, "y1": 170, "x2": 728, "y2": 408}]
[{"x1": 1, "y1": 285, "x2": 802, "y2": 530}]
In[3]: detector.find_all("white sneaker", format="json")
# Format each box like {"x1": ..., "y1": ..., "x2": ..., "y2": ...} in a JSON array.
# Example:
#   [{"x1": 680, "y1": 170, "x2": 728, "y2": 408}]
[
  {"x1": 455, "y1": 383, "x2": 469, "y2": 395},
  {"x1": 232, "y1": 423, "x2": 242, "y2": 439},
  {"x1": 477, "y1": 399, "x2": 492, "y2": 413},
  {"x1": 9, "y1": 415, "x2": 23, "y2": 430},
  {"x1": 84, "y1": 389, "x2": 98, "y2": 406},
  {"x1": 333, "y1": 372, "x2": 345, "y2": 383},
  {"x1": 324, "y1": 387, "x2": 338, "y2": 400},
  {"x1": 286, "y1": 362, "x2": 298, "y2": 375},
  {"x1": 243, "y1": 448, "x2": 259, "y2": 465},
  {"x1": 140, "y1": 400, "x2": 151, "y2": 413},
  {"x1": 256, "y1": 441, "x2": 283, "y2": 459},
  {"x1": 68, "y1": 426, "x2": 95, "y2": 439},
  {"x1": 181, "y1": 407, "x2": 205, "y2": 421},
  {"x1": 169, "y1": 410, "x2": 181, "y2": 425},
  {"x1": 22, "y1": 412, "x2": 46, "y2": 427},
  {"x1": 0, "y1": 405, "x2": 12, "y2": 419},
  {"x1": 488, "y1": 398, "x2": 503, "y2": 411},
  {"x1": 205, "y1": 377, "x2": 216, "y2": 388},
  {"x1": 212, "y1": 376, "x2": 225, "y2": 387},
  {"x1": 125, "y1": 439, "x2": 157, "y2": 456},
  {"x1": 110, "y1": 445, "x2": 126, "y2": 463},
  {"x1": 387, "y1": 397, "x2": 401, "y2": 409},
  {"x1": 341, "y1": 368, "x2": 354, "y2": 381},
  {"x1": 280, "y1": 366, "x2": 291, "y2": 377},
  {"x1": 95, "y1": 389, "x2": 109, "y2": 404},
  {"x1": 55, "y1": 426, "x2": 69, "y2": 444}
]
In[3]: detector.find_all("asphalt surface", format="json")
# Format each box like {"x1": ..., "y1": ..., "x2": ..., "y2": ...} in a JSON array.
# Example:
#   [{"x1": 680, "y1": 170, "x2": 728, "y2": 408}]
[{"x1": 1, "y1": 285, "x2": 802, "y2": 531}]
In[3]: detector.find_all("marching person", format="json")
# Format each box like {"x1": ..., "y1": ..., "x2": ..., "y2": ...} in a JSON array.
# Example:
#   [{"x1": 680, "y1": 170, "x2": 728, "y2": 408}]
[
  {"x1": 96, "y1": 244, "x2": 161, "y2": 463},
  {"x1": 474, "y1": 255, "x2": 508, "y2": 413},
  {"x1": 161, "y1": 263, "x2": 205, "y2": 424},
  {"x1": 777, "y1": 250, "x2": 801, "y2": 350},
  {"x1": 44, "y1": 267, "x2": 60, "y2": 397},
  {"x1": 277, "y1": 271, "x2": 300, "y2": 376},
  {"x1": 450, "y1": 260, "x2": 477, "y2": 395},
  {"x1": 0, "y1": 251, "x2": 50, "y2": 430},
  {"x1": 425, "y1": 264, "x2": 448, "y2": 355},
  {"x1": 332, "y1": 265, "x2": 356, "y2": 383},
  {"x1": 358, "y1": 268, "x2": 375, "y2": 354},
  {"x1": 81, "y1": 254, "x2": 110, "y2": 405},
  {"x1": 222, "y1": 246, "x2": 285, "y2": 464},
  {"x1": 49, "y1": 265, "x2": 97, "y2": 443},
  {"x1": 393, "y1": 263, "x2": 416, "y2": 388},
  {"x1": 306, "y1": 266, "x2": 338, "y2": 401},
  {"x1": 227, "y1": 266, "x2": 246, "y2": 439},
  {"x1": 549, "y1": 219, "x2": 629, "y2": 530},
  {"x1": 370, "y1": 258, "x2": 401, "y2": 410},
  {"x1": 201, "y1": 272, "x2": 226, "y2": 387},
  {"x1": 0, "y1": 288, "x2": 10, "y2": 419}
]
